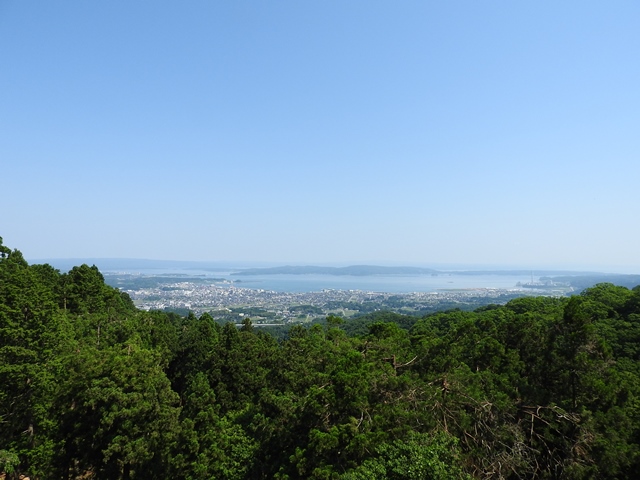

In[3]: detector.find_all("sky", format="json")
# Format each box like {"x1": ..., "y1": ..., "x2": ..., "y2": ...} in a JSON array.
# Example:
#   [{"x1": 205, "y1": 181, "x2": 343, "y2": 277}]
[{"x1": 1, "y1": 1, "x2": 639, "y2": 272}]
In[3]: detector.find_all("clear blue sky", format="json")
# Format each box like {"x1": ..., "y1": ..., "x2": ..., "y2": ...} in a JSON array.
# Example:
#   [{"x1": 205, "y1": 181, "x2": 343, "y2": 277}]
[{"x1": 1, "y1": 1, "x2": 639, "y2": 271}]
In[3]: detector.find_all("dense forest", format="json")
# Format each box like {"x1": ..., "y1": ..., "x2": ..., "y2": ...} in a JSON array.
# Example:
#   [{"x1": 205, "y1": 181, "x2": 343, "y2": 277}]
[{"x1": 2, "y1": 237, "x2": 640, "y2": 479}]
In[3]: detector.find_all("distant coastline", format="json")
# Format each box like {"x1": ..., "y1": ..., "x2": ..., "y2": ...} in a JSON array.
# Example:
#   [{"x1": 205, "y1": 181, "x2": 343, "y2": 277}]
[
  {"x1": 29, "y1": 258, "x2": 640, "y2": 291},
  {"x1": 231, "y1": 264, "x2": 605, "y2": 277},
  {"x1": 231, "y1": 265, "x2": 439, "y2": 276}
]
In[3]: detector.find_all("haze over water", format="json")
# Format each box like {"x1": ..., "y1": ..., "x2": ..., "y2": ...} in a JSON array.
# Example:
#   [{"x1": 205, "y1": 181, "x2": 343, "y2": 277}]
[
  {"x1": 228, "y1": 273, "x2": 531, "y2": 293},
  {"x1": 103, "y1": 267, "x2": 533, "y2": 293}
]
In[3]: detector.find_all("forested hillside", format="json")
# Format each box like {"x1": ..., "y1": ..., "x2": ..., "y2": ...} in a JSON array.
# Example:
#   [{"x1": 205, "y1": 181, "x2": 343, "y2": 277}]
[{"x1": 2, "y1": 237, "x2": 640, "y2": 479}]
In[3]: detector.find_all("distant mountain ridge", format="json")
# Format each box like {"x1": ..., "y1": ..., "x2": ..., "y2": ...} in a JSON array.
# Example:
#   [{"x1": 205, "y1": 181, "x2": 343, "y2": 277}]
[
  {"x1": 32, "y1": 258, "x2": 633, "y2": 283},
  {"x1": 232, "y1": 265, "x2": 440, "y2": 276},
  {"x1": 232, "y1": 265, "x2": 614, "y2": 278}
]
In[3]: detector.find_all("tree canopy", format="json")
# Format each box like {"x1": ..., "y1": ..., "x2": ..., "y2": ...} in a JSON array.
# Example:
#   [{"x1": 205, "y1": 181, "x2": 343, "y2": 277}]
[{"x1": 2, "y1": 238, "x2": 640, "y2": 479}]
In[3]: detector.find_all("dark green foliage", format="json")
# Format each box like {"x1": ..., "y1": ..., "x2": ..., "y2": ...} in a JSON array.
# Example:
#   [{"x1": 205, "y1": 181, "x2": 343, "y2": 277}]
[
  {"x1": 62, "y1": 264, "x2": 135, "y2": 316},
  {"x1": 169, "y1": 372, "x2": 257, "y2": 479},
  {"x1": 341, "y1": 431, "x2": 470, "y2": 479},
  {"x1": 341, "y1": 310, "x2": 419, "y2": 337},
  {"x1": 54, "y1": 344, "x2": 181, "y2": 479},
  {"x1": 2, "y1": 237, "x2": 640, "y2": 479},
  {"x1": 0, "y1": 246, "x2": 69, "y2": 477}
]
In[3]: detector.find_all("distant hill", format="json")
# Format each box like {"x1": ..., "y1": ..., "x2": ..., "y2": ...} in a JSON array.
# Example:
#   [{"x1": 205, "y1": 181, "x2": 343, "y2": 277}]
[
  {"x1": 31, "y1": 259, "x2": 638, "y2": 292},
  {"x1": 544, "y1": 273, "x2": 640, "y2": 291},
  {"x1": 232, "y1": 265, "x2": 440, "y2": 276},
  {"x1": 231, "y1": 265, "x2": 613, "y2": 278}
]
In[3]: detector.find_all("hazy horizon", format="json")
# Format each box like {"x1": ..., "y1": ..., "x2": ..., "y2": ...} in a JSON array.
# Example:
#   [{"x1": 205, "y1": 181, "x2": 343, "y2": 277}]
[
  {"x1": 24, "y1": 256, "x2": 640, "y2": 276},
  {"x1": 2, "y1": 2, "x2": 639, "y2": 271}
]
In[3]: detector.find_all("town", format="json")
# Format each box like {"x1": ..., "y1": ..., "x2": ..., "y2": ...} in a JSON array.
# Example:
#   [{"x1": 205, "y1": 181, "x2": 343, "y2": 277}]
[{"x1": 114, "y1": 276, "x2": 539, "y2": 324}]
